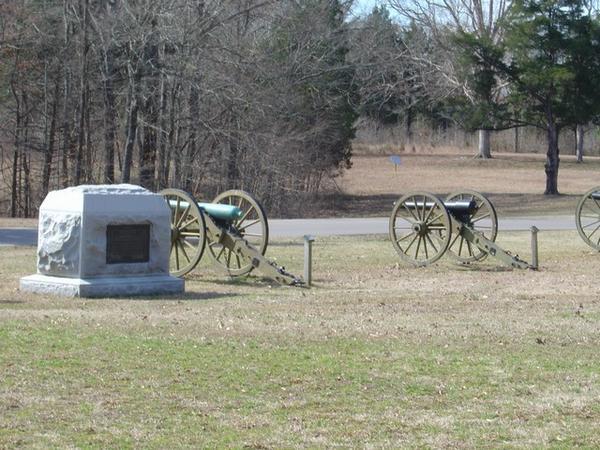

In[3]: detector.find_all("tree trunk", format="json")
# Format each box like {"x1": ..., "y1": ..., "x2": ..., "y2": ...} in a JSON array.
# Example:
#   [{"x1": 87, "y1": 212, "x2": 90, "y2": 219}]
[
  {"x1": 544, "y1": 122, "x2": 560, "y2": 195},
  {"x1": 227, "y1": 138, "x2": 239, "y2": 188},
  {"x1": 139, "y1": 24, "x2": 159, "y2": 189},
  {"x1": 514, "y1": 127, "x2": 519, "y2": 153},
  {"x1": 576, "y1": 124, "x2": 584, "y2": 163},
  {"x1": 75, "y1": 0, "x2": 89, "y2": 185},
  {"x1": 102, "y1": 48, "x2": 117, "y2": 183},
  {"x1": 405, "y1": 106, "x2": 413, "y2": 149},
  {"x1": 122, "y1": 61, "x2": 140, "y2": 183},
  {"x1": 10, "y1": 73, "x2": 22, "y2": 217},
  {"x1": 183, "y1": 85, "x2": 200, "y2": 192},
  {"x1": 61, "y1": 0, "x2": 72, "y2": 188},
  {"x1": 477, "y1": 129, "x2": 491, "y2": 158},
  {"x1": 11, "y1": 112, "x2": 20, "y2": 217},
  {"x1": 157, "y1": 69, "x2": 168, "y2": 189},
  {"x1": 22, "y1": 151, "x2": 31, "y2": 217},
  {"x1": 42, "y1": 80, "x2": 60, "y2": 196}
]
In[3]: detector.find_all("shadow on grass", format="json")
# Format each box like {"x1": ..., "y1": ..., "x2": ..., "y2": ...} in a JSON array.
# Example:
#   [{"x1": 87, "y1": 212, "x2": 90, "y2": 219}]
[
  {"x1": 0, "y1": 299, "x2": 25, "y2": 304},
  {"x1": 453, "y1": 263, "x2": 516, "y2": 273},
  {"x1": 267, "y1": 241, "x2": 304, "y2": 247},
  {"x1": 308, "y1": 191, "x2": 580, "y2": 218},
  {"x1": 98, "y1": 291, "x2": 242, "y2": 302}
]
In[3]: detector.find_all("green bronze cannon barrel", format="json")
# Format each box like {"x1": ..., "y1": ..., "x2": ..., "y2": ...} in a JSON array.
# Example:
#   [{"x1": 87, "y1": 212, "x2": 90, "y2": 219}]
[{"x1": 168, "y1": 199, "x2": 243, "y2": 221}]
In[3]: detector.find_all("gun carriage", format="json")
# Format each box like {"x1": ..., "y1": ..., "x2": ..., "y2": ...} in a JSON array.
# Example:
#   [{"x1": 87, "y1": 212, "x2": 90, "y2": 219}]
[
  {"x1": 160, "y1": 189, "x2": 302, "y2": 285},
  {"x1": 576, "y1": 186, "x2": 600, "y2": 250},
  {"x1": 389, "y1": 190, "x2": 531, "y2": 269}
]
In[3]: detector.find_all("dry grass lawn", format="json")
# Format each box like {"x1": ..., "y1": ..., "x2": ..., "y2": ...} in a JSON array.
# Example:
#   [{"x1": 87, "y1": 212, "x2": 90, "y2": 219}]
[
  {"x1": 1, "y1": 231, "x2": 600, "y2": 447},
  {"x1": 332, "y1": 152, "x2": 600, "y2": 217}
]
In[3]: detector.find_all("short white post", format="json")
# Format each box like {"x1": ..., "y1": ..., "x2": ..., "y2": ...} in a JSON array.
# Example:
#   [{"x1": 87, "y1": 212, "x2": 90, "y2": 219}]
[
  {"x1": 303, "y1": 235, "x2": 315, "y2": 286},
  {"x1": 530, "y1": 226, "x2": 539, "y2": 270}
]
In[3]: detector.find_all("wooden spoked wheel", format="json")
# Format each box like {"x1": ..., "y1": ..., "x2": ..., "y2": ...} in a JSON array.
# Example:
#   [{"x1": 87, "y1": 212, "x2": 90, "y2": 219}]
[
  {"x1": 206, "y1": 189, "x2": 269, "y2": 276},
  {"x1": 160, "y1": 189, "x2": 206, "y2": 277},
  {"x1": 576, "y1": 186, "x2": 600, "y2": 251},
  {"x1": 389, "y1": 192, "x2": 452, "y2": 266},
  {"x1": 445, "y1": 190, "x2": 498, "y2": 263}
]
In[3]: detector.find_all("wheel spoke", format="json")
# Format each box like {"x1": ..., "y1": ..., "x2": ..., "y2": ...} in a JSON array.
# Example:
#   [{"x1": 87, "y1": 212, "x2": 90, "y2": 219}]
[
  {"x1": 238, "y1": 218, "x2": 261, "y2": 232},
  {"x1": 426, "y1": 212, "x2": 444, "y2": 225},
  {"x1": 183, "y1": 238, "x2": 196, "y2": 249},
  {"x1": 422, "y1": 205, "x2": 437, "y2": 224},
  {"x1": 178, "y1": 240, "x2": 191, "y2": 263},
  {"x1": 226, "y1": 248, "x2": 232, "y2": 267},
  {"x1": 396, "y1": 231, "x2": 417, "y2": 244},
  {"x1": 419, "y1": 195, "x2": 426, "y2": 222},
  {"x1": 180, "y1": 231, "x2": 201, "y2": 237},
  {"x1": 583, "y1": 203, "x2": 600, "y2": 215},
  {"x1": 173, "y1": 197, "x2": 181, "y2": 227},
  {"x1": 175, "y1": 204, "x2": 191, "y2": 229},
  {"x1": 471, "y1": 212, "x2": 491, "y2": 224},
  {"x1": 466, "y1": 239, "x2": 474, "y2": 257},
  {"x1": 403, "y1": 233, "x2": 419, "y2": 253},
  {"x1": 243, "y1": 233, "x2": 263, "y2": 239},
  {"x1": 402, "y1": 200, "x2": 420, "y2": 223},
  {"x1": 237, "y1": 207, "x2": 253, "y2": 224},
  {"x1": 448, "y1": 232, "x2": 460, "y2": 250},
  {"x1": 415, "y1": 235, "x2": 422, "y2": 259},
  {"x1": 582, "y1": 218, "x2": 600, "y2": 229},
  {"x1": 215, "y1": 245, "x2": 226, "y2": 261},
  {"x1": 586, "y1": 222, "x2": 600, "y2": 239},
  {"x1": 180, "y1": 216, "x2": 199, "y2": 231},
  {"x1": 425, "y1": 233, "x2": 438, "y2": 253}
]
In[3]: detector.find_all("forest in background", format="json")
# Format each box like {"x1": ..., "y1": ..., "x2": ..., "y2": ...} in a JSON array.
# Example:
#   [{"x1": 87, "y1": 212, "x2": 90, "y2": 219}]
[{"x1": 1, "y1": 0, "x2": 599, "y2": 217}]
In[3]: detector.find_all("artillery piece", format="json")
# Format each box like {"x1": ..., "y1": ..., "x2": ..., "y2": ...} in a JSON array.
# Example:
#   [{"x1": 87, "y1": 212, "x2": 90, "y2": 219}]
[
  {"x1": 160, "y1": 189, "x2": 302, "y2": 285},
  {"x1": 576, "y1": 186, "x2": 600, "y2": 250},
  {"x1": 389, "y1": 190, "x2": 531, "y2": 269}
]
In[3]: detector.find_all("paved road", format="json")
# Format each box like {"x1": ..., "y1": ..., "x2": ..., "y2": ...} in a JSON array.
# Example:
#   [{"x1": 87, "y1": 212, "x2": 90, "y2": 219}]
[{"x1": 0, "y1": 215, "x2": 576, "y2": 246}]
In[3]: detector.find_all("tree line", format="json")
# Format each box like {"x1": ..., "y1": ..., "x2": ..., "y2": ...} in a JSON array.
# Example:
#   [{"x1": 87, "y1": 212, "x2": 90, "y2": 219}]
[{"x1": 1, "y1": 0, "x2": 599, "y2": 218}]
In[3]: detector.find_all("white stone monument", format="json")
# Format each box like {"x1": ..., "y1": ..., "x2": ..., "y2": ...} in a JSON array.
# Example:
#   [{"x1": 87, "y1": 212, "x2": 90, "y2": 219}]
[{"x1": 20, "y1": 184, "x2": 184, "y2": 297}]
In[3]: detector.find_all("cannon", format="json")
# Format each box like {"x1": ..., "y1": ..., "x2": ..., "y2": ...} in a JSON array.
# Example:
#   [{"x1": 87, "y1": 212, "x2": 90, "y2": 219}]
[
  {"x1": 160, "y1": 188, "x2": 302, "y2": 285},
  {"x1": 575, "y1": 186, "x2": 600, "y2": 250},
  {"x1": 389, "y1": 190, "x2": 531, "y2": 268}
]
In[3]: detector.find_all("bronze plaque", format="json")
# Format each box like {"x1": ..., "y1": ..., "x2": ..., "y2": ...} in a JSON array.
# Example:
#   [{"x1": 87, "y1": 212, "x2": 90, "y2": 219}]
[{"x1": 106, "y1": 224, "x2": 150, "y2": 264}]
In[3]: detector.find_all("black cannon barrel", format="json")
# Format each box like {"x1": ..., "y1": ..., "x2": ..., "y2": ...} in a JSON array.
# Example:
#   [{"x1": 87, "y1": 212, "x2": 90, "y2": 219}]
[
  {"x1": 404, "y1": 199, "x2": 477, "y2": 216},
  {"x1": 591, "y1": 191, "x2": 600, "y2": 200}
]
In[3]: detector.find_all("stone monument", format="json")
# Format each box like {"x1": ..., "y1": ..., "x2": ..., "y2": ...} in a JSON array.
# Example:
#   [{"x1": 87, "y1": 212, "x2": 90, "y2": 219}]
[{"x1": 20, "y1": 184, "x2": 184, "y2": 297}]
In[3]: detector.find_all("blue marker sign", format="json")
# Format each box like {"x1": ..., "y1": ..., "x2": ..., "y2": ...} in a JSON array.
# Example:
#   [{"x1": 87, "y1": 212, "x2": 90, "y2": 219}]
[{"x1": 389, "y1": 155, "x2": 401, "y2": 173}]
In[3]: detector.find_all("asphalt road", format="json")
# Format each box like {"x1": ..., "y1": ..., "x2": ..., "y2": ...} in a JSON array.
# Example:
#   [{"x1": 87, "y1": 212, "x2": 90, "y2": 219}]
[{"x1": 0, "y1": 215, "x2": 576, "y2": 247}]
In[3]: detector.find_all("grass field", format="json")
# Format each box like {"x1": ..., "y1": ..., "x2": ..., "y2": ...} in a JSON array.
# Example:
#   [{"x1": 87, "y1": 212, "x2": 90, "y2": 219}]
[
  {"x1": 2, "y1": 230, "x2": 600, "y2": 448},
  {"x1": 330, "y1": 152, "x2": 600, "y2": 217}
]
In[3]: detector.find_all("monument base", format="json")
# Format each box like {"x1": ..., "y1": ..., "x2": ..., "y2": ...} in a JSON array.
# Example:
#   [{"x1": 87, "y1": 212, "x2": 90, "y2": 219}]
[{"x1": 20, "y1": 274, "x2": 184, "y2": 298}]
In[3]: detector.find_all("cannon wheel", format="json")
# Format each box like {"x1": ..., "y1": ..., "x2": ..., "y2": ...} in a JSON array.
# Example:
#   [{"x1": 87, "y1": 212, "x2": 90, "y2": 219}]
[
  {"x1": 160, "y1": 189, "x2": 206, "y2": 277},
  {"x1": 445, "y1": 190, "x2": 498, "y2": 263},
  {"x1": 206, "y1": 190, "x2": 269, "y2": 276},
  {"x1": 576, "y1": 186, "x2": 600, "y2": 251},
  {"x1": 389, "y1": 192, "x2": 452, "y2": 266}
]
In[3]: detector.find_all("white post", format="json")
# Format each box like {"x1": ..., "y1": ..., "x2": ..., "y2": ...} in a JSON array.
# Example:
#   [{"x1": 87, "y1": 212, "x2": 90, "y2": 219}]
[
  {"x1": 303, "y1": 235, "x2": 315, "y2": 286},
  {"x1": 530, "y1": 226, "x2": 539, "y2": 270}
]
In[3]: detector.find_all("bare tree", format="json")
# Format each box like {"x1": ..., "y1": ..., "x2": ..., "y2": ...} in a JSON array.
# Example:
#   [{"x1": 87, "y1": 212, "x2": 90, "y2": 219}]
[{"x1": 389, "y1": 0, "x2": 512, "y2": 158}]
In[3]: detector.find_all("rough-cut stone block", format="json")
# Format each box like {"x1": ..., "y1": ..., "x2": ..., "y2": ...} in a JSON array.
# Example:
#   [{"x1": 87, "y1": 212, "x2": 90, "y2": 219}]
[{"x1": 20, "y1": 184, "x2": 184, "y2": 298}]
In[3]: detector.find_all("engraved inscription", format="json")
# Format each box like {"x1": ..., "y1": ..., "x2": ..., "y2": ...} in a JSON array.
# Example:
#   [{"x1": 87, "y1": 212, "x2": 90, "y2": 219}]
[{"x1": 106, "y1": 224, "x2": 150, "y2": 264}]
